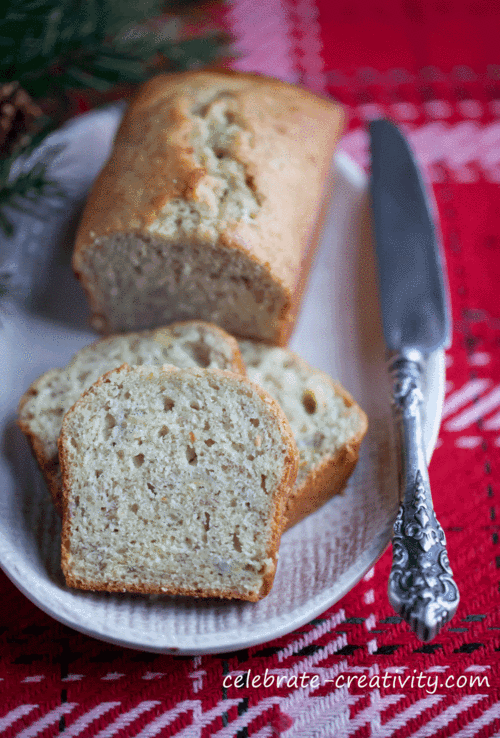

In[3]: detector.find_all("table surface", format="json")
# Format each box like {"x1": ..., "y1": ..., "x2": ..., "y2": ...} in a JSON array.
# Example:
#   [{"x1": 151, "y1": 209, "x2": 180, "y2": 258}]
[{"x1": 2, "y1": 1, "x2": 500, "y2": 736}]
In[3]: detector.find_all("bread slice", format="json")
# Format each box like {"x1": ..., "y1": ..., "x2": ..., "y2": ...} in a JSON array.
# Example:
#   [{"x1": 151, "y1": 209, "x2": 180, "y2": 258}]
[
  {"x1": 18, "y1": 321, "x2": 245, "y2": 514},
  {"x1": 238, "y1": 341, "x2": 368, "y2": 530},
  {"x1": 59, "y1": 364, "x2": 298, "y2": 600}
]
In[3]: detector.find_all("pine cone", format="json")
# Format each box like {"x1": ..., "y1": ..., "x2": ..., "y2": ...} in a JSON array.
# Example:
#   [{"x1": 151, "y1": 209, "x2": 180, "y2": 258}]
[{"x1": 0, "y1": 81, "x2": 45, "y2": 159}]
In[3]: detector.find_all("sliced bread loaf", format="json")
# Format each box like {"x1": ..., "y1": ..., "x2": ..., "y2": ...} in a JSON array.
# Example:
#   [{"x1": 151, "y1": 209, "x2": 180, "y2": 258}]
[
  {"x1": 59, "y1": 364, "x2": 298, "y2": 600},
  {"x1": 238, "y1": 341, "x2": 368, "y2": 530},
  {"x1": 18, "y1": 321, "x2": 245, "y2": 513}
]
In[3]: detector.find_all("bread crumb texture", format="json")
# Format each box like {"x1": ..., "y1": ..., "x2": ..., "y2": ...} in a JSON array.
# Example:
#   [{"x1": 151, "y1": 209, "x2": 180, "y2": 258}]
[
  {"x1": 59, "y1": 364, "x2": 298, "y2": 600},
  {"x1": 73, "y1": 72, "x2": 344, "y2": 341},
  {"x1": 239, "y1": 341, "x2": 368, "y2": 528},
  {"x1": 17, "y1": 322, "x2": 244, "y2": 513}
]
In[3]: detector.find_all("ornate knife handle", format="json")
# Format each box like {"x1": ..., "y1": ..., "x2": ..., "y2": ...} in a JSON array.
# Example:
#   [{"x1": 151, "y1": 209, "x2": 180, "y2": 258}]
[{"x1": 388, "y1": 351, "x2": 459, "y2": 642}]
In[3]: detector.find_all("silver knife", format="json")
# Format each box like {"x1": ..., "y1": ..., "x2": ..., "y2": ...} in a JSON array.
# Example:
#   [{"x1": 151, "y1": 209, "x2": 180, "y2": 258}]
[{"x1": 369, "y1": 119, "x2": 460, "y2": 642}]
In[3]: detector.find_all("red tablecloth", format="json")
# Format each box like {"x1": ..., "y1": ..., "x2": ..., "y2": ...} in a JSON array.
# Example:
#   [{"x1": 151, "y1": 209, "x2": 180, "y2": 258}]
[{"x1": 2, "y1": 1, "x2": 500, "y2": 735}]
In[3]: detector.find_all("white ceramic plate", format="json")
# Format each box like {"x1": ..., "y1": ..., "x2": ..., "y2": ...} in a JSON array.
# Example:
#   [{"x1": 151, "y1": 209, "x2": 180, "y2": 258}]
[{"x1": 0, "y1": 107, "x2": 445, "y2": 654}]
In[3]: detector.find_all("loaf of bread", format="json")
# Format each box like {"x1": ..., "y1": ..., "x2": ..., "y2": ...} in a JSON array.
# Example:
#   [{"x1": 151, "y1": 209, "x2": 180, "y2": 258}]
[
  {"x1": 18, "y1": 321, "x2": 244, "y2": 514},
  {"x1": 238, "y1": 341, "x2": 368, "y2": 530},
  {"x1": 73, "y1": 71, "x2": 344, "y2": 344},
  {"x1": 59, "y1": 364, "x2": 298, "y2": 600}
]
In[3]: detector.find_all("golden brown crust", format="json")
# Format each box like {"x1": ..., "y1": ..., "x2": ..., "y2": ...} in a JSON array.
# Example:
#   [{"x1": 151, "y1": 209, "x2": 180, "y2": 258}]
[
  {"x1": 73, "y1": 71, "x2": 345, "y2": 343},
  {"x1": 17, "y1": 321, "x2": 247, "y2": 516},
  {"x1": 59, "y1": 363, "x2": 298, "y2": 600},
  {"x1": 283, "y1": 438, "x2": 364, "y2": 531},
  {"x1": 278, "y1": 166, "x2": 337, "y2": 344},
  {"x1": 17, "y1": 380, "x2": 63, "y2": 508},
  {"x1": 58, "y1": 574, "x2": 265, "y2": 601}
]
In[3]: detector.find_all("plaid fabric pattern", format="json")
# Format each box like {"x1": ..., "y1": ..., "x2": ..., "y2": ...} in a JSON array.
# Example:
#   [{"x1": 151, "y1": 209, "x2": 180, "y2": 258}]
[{"x1": 2, "y1": 1, "x2": 500, "y2": 735}]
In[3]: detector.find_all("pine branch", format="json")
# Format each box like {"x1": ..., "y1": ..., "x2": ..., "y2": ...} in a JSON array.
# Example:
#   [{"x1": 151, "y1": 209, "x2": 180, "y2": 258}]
[
  {"x1": 0, "y1": 0, "x2": 223, "y2": 95},
  {"x1": 0, "y1": 0, "x2": 230, "y2": 238},
  {"x1": 0, "y1": 146, "x2": 65, "y2": 235}
]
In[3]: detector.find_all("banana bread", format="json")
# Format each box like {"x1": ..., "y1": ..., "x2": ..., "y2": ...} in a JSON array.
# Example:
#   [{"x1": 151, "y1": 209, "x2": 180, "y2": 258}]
[
  {"x1": 73, "y1": 71, "x2": 344, "y2": 344},
  {"x1": 59, "y1": 364, "x2": 298, "y2": 600}
]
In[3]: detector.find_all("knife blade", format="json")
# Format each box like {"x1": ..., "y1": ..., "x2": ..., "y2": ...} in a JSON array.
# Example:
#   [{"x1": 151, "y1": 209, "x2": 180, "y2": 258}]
[{"x1": 369, "y1": 119, "x2": 459, "y2": 642}]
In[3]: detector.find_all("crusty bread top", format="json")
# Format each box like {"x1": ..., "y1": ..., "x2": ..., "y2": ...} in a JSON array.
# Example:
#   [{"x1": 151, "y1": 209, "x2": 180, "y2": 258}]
[
  {"x1": 73, "y1": 71, "x2": 345, "y2": 295},
  {"x1": 59, "y1": 363, "x2": 299, "y2": 600}
]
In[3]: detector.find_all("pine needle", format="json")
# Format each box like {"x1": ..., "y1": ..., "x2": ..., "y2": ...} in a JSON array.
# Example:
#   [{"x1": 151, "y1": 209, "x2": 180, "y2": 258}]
[{"x1": 0, "y1": 0, "x2": 229, "y2": 237}]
